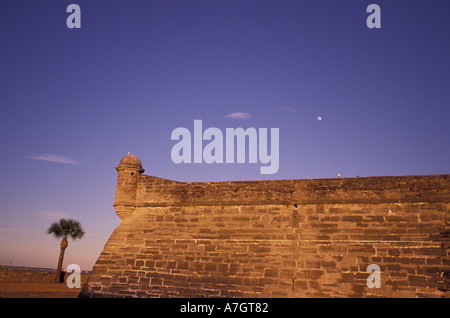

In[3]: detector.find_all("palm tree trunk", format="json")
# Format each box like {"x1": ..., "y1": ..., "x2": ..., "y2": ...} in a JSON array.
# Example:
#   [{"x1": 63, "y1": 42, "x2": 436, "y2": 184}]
[{"x1": 55, "y1": 237, "x2": 68, "y2": 283}]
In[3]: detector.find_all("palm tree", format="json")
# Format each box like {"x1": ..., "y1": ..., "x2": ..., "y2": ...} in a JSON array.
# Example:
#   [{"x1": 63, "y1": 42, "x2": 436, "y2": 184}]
[{"x1": 47, "y1": 218, "x2": 85, "y2": 283}]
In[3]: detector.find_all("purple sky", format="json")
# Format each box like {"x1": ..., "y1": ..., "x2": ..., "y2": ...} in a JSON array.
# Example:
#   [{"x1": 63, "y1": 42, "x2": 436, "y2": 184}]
[{"x1": 1, "y1": 1, "x2": 449, "y2": 270}]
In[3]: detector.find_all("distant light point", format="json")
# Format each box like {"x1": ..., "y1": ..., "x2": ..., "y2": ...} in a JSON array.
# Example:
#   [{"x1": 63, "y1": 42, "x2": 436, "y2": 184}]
[{"x1": 317, "y1": 116, "x2": 322, "y2": 121}]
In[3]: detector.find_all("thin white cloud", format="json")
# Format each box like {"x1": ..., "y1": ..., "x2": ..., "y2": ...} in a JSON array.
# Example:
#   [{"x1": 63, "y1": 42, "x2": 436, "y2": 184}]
[
  {"x1": 280, "y1": 107, "x2": 298, "y2": 113},
  {"x1": 0, "y1": 228, "x2": 28, "y2": 233},
  {"x1": 37, "y1": 211, "x2": 72, "y2": 221},
  {"x1": 28, "y1": 154, "x2": 80, "y2": 165},
  {"x1": 225, "y1": 112, "x2": 252, "y2": 119}
]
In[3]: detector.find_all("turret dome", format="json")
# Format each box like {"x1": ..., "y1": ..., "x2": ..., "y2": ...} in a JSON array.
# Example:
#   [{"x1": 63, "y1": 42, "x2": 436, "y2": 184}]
[{"x1": 116, "y1": 152, "x2": 145, "y2": 173}]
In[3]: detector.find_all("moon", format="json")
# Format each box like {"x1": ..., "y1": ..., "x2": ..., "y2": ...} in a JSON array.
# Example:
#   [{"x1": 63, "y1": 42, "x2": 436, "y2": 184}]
[{"x1": 317, "y1": 116, "x2": 322, "y2": 121}]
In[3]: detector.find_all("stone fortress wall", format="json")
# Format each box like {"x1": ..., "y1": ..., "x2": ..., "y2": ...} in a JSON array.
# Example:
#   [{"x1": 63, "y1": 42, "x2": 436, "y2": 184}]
[{"x1": 79, "y1": 154, "x2": 449, "y2": 297}]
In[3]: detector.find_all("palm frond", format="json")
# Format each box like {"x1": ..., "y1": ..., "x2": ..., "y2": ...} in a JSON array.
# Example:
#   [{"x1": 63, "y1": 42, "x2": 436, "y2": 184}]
[{"x1": 47, "y1": 218, "x2": 85, "y2": 240}]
